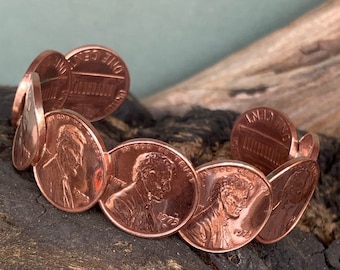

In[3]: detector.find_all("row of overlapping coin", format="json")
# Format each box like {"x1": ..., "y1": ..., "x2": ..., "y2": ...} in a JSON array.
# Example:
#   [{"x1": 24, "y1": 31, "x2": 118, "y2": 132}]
[
  {"x1": 11, "y1": 45, "x2": 129, "y2": 129},
  {"x1": 11, "y1": 45, "x2": 320, "y2": 253}
]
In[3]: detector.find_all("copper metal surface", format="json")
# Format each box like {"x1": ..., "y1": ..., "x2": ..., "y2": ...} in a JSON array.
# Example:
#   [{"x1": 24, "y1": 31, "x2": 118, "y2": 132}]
[
  {"x1": 10, "y1": 45, "x2": 318, "y2": 249},
  {"x1": 33, "y1": 110, "x2": 108, "y2": 212},
  {"x1": 11, "y1": 74, "x2": 29, "y2": 128},
  {"x1": 256, "y1": 156, "x2": 320, "y2": 244},
  {"x1": 12, "y1": 73, "x2": 46, "y2": 170},
  {"x1": 64, "y1": 45, "x2": 130, "y2": 121},
  {"x1": 230, "y1": 107, "x2": 298, "y2": 175},
  {"x1": 99, "y1": 138, "x2": 199, "y2": 238},
  {"x1": 34, "y1": 51, "x2": 71, "y2": 112},
  {"x1": 297, "y1": 132, "x2": 320, "y2": 161},
  {"x1": 179, "y1": 160, "x2": 273, "y2": 253},
  {"x1": 11, "y1": 50, "x2": 71, "y2": 127}
]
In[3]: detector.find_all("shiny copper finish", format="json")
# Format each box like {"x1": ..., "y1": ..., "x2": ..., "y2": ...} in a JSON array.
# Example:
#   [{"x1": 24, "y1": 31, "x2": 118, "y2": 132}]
[
  {"x1": 34, "y1": 51, "x2": 71, "y2": 112},
  {"x1": 256, "y1": 156, "x2": 319, "y2": 244},
  {"x1": 64, "y1": 45, "x2": 130, "y2": 121},
  {"x1": 12, "y1": 73, "x2": 46, "y2": 170},
  {"x1": 11, "y1": 50, "x2": 71, "y2": 127},
  {"x1": 179, "y1": 160, "x2": 272, "y2": 253},
  {"x1": 230, "y1": 107, "x2": 298, "y2": 175},
  {"x1": 99, "y1": 138, "x2": 199, "y2": 238},
  {"x1": 33, "y1": 110, "x2": 108, "y2": 212},
  {"x1": 297, "y1": 132, "x2": 320, "y2": 161},
  {"x1": 11, "y1": 74, "x2": 29, "y2": 128}
]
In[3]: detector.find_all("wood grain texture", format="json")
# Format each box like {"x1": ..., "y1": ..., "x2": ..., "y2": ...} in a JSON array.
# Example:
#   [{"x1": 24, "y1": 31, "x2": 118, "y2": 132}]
[
  {"x1": 142, "y1": 0, "x2": 340, "y2": 137},
  {"x1": 2, "y1": 2, "x2": 340, "y2": 268}
]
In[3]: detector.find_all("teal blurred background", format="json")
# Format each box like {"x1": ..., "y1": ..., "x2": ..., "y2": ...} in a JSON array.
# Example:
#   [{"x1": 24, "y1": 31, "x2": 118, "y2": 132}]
[{"x1": 0, "y1": 0, "x2": 323, "y2": 98}]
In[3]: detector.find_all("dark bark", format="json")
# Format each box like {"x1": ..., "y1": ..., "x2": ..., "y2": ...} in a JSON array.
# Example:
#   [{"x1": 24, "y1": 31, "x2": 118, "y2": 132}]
[{"x1": 1, "y1": 87, "x2": 339, "y2": 269}]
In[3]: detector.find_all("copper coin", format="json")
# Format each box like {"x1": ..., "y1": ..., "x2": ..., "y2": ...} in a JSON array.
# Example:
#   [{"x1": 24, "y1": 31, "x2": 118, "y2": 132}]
[
  {"x1": 33, "y1": 109, "x2": 109, "y2": 212},
  {"x1": 179, "y1": 160, "x2": 273, "y2": 253},
  {"x1": 256, "y1": 156, "x2": 319, "y2": 244},
  {"x1": 99, "y1": 138, "x2": 199, "y2": 238},
  {"x1": 297, "y1": 132, "x2": 320, "y2": 161},
  {"x1": 64, "y1": 45, "x2": 130, "y2": 121},
  {"x1": 11, "y1": 50, "x2": 71, "y2": 127},
  {"x1": 230, "y1": 106, "x2": 298, "y2": 175},
  {"x1": 12, "y1": 73, "x2": 46, "y2": 170},
  {"x1": 11, "y1": 74, "x2": 30, "y2": 128}
]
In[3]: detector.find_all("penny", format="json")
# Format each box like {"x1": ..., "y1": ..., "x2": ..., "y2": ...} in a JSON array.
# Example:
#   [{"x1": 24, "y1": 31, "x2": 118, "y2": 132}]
[
  {"x1": 11, "y1": 50, "x2": 71, "y2": 127},
  {"x1": 11, "y1": 74, "x2": 29, "y2": 128},
  {"x1": 99, "y1": 138, "x2": 199, "y2": 238},
  {"x1": 256, "y1": 156, "x2": 319, "y2": 244},
  {"x1": 12, "y1": 73, "x2": 46, "y2": 170},
  {"x1": 179, "y1": 160, "x2": 273, "y2": 253},
  {"x1": 230, "y1": 106, "x2": 298, "y2": 175},
  {"x1": 33, "y1": 109, "x2": 109, "y2": 212},
  {"x1": 64, "y1": 45, "x2": 130, "y2": 121},
  {"x1": 297, "y1": 132, "x2": 320, "y2": 161}
]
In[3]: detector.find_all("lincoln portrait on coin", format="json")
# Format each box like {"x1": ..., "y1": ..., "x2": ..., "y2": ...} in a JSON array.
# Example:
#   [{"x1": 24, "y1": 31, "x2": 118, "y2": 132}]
[
  {"x1": 104, "y1": 152, "x2": 178, "y2": 233},
  {"x1": 40, "y1": 124, "x2": 89, "y2": 209},
  {"x1": 187, "y1": 173, "x2": 254, "y2": 249},
  {"x1": 271, "y1": 167, "x2": 314, "y2": 232}
]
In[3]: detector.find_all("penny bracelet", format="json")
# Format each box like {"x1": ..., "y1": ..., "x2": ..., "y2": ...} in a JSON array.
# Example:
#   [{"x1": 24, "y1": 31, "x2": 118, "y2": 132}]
[{"x1": 11, "y1": 45, "x2": 320, "y2": 254}]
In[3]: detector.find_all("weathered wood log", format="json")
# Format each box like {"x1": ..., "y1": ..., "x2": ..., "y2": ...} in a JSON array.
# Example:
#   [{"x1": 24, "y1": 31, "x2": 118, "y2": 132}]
[
  {"x1": 2, "y1": 1, "x2": 340, "y2": 268},
  {"x1": 142, "y1": 0, "x2": 340, "y2": 138}
]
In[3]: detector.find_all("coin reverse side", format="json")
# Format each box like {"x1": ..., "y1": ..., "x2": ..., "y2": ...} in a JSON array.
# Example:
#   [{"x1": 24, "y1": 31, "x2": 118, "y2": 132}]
[
  {"x1": 11, "y1": 50, "x2": 71, "y2": 127},
  {"x1": 230, "y1": 106, "x2": 298, "y2": 175},
  {"x1": 64, "y1": 45, "x2": 129, "y2": 121}
]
